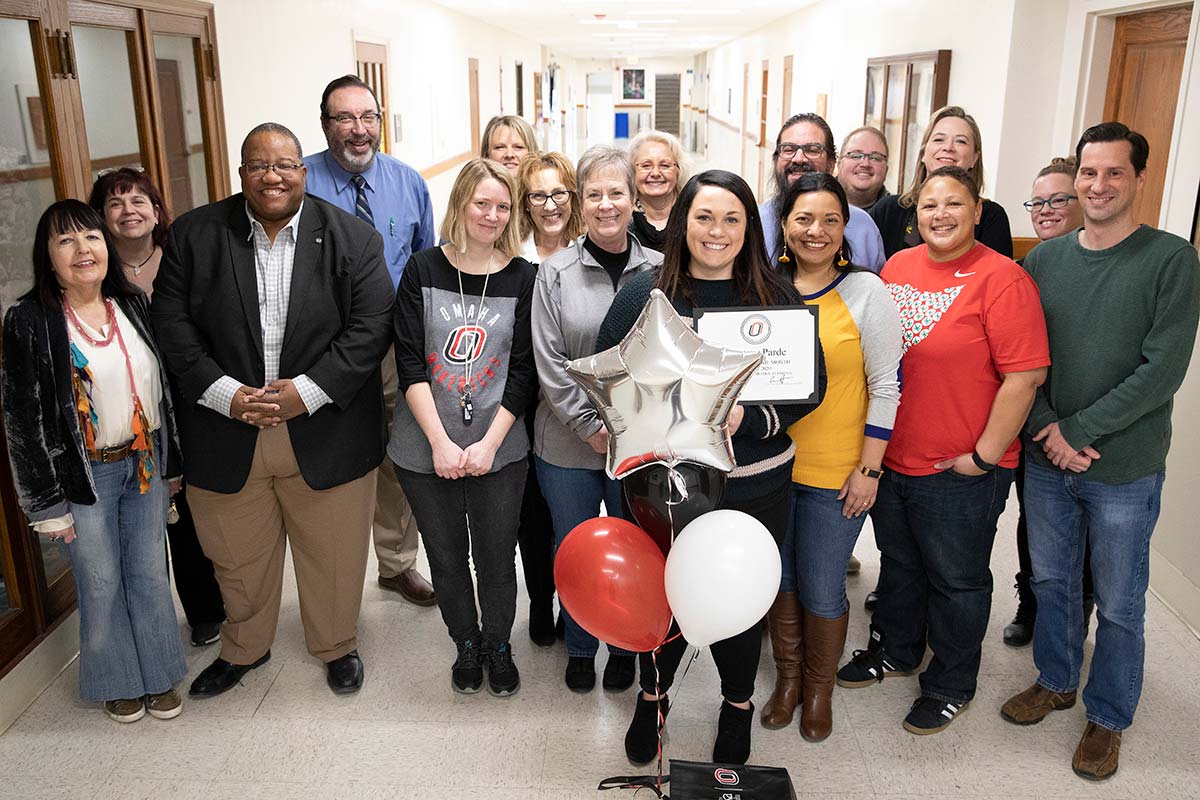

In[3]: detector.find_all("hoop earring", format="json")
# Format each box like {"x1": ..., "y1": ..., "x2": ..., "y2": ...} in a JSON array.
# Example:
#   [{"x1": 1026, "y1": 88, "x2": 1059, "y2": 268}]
[
  {"x1": 837, "y1": 248, "x2": 849, "y2": 267},
  {"x1": 777, "y1": 241, "x2": 791, "y2": 264}
]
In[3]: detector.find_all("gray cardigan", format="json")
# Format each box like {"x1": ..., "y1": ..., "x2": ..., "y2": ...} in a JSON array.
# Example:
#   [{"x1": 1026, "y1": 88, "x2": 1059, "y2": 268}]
[{"x1": 531, "y1": 235, "x2": 662, "y2": 469}]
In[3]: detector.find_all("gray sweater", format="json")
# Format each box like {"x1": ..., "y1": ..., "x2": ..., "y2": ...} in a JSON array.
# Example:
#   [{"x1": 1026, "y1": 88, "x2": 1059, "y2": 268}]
[{"x1": 531, "y1": 235, "x2": 663, "y2": 469}]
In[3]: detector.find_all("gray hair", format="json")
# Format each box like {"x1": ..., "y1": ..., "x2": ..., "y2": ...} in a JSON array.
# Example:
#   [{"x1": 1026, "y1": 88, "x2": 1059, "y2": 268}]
[
  {"x1": 628, "y1": 129, "x2": 689, "y2": 194},
  {"x1": 576, "y1": 144, "x2": 636, "y2": 197},
  {"x1": 241, "y1": 122, "x2": 303, "y2": 162}
]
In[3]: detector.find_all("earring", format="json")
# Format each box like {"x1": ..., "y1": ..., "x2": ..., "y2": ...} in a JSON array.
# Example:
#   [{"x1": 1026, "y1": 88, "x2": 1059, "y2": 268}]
[
  {"x1": 777, "y1": 241, "x2": 791, "y2": 264},
  {"x1": 837, "y1": 248, "x2": 849, "y2": 267}
]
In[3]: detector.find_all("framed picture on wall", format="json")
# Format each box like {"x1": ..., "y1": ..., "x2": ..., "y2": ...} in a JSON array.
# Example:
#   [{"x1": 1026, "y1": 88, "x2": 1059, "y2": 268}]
[
  {"x1": 15, "y1": 83, "x2": 50, "y2": 166},
  {"x1": 862, "y1": 51, "x2": 951, "y2": 193},
  {"x1": 622, "y1": 68, "x2": 646, "y2": 101}
]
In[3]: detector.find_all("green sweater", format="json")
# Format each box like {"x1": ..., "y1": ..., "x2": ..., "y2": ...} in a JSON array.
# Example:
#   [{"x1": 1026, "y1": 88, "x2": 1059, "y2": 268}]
[{"x1": 1023, "y1": 225, "x2": 1200, "y2": 483}]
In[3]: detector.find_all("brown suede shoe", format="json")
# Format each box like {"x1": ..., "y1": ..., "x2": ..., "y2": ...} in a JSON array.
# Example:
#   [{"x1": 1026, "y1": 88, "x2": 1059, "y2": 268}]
[
  {"x1": 379, "y1": 568, "x2": 437, "y2": 606},
  {"x1": 1072, "y1": 722, "x2": 1121, "y2": 781},
  {"x1": 760, "y1": 592, "x2": 802, "y2": 729},
  {"x1": 1000, "y1": 683, "x2": 1076, "y2": 725}
]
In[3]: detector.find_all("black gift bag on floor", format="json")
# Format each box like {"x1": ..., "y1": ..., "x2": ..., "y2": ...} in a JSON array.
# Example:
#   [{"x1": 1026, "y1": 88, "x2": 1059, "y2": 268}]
[{"x1": 599, "y1": 760, "x2": 796, "y2": 799}]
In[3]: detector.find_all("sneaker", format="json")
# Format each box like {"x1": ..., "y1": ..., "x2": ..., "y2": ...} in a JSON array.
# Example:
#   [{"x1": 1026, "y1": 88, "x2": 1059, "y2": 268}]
[
  {"x1": 451, "y1": 639, "x2": 483, "y2": 694},
  {"x1": 864, "y1": 588, "x2": 880, "y2": 611},
  {"x1": 903, "y1": 696, "x2": 968, "y2": 735},
  {"x1": 836, "y1": 630, "x2": 911, "y2": 688},
  {"x1": 104, "y1": 697, "x2": 145, "y2": 723},
  {"x1": 565, "y1": 656, "x2": 596, "y2": 692},
  {"x1": 190, "y1": 621, "x2": 221, "y2": 647},
  {"x1": 482, "y1": 641, "x2": 520, "y2": 697},
  {"x1": 145, "y1": 689, "x2": 183, "y2": 720},
  {"x1": 603, "y1": 654, "x2": 637, "y2": 691}
]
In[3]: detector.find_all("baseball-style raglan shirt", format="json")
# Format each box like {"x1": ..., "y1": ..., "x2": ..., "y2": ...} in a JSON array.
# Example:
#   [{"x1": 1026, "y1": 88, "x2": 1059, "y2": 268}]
[
  {"x1": 881, "y1": 243, "x2": 1050, "y2": 476},
  {"x1": 388, "y1": 246, "x2": 537, "y2": 475}
]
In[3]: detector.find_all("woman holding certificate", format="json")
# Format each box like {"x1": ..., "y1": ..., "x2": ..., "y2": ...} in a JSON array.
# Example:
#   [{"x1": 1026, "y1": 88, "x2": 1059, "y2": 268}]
[
  {"x1": 761, "y1": 173, "x2": 902, "y2": 741},
  {"x1": 595, "y1": 169, "x2": 825, "y2": 766},
  {"x1": 836, "y1": 166, "x2": 1048, "y2": 736}
]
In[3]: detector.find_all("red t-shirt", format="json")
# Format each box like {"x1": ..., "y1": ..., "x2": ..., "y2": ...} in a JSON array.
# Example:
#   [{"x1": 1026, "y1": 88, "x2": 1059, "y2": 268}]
[{"x1": 881, "y1": 244, "x2": 1050, "y2": 475}]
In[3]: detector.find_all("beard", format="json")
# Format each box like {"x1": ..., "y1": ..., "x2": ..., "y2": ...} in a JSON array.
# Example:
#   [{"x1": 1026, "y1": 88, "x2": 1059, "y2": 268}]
[
  {"x1": 332, "y1": 133, "x2": 381, "y2": 172},
  {"x1": 773, "y1": 159, "x2": 819, "y2": 197}
]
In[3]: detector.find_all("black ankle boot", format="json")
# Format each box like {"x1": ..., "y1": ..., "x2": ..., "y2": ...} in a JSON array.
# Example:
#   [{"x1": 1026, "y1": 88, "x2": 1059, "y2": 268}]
[
  {"x1": 712, "y1": 700, "x2": 754, "y2": 765},
  {"x1": 625, "y1": 693, "x2": 670, "y2": 765},
  {"x1": 1003, "y1": 571, "x2": 1037, "y2": 647}
]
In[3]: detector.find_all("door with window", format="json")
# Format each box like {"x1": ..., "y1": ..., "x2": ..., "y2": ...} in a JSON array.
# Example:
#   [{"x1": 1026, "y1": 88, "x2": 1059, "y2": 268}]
[{"x1": 0, "y1": 0, "x2": 229, "y2": 680}]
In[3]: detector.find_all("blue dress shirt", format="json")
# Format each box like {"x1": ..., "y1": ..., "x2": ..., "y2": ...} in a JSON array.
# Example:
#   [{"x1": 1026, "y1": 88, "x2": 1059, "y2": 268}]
[
  {"x1": 304, "y1": 150, "x2": 436, "y2": 288},
  {"x1": 759, "y1": 196, "x2": 886, "y2": 272}
]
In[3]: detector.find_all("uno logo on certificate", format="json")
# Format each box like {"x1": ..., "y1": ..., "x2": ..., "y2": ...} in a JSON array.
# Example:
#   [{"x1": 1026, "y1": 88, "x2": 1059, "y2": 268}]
[{"x1": 739, "y1": 314, "x2": 771, "y2": 345}]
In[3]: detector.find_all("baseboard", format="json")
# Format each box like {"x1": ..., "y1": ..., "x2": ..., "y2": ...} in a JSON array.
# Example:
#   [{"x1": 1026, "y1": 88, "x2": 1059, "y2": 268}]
[
  {"x1": 1149, "y1": 545, "x2": 1200, "y2": 639},
  {"x1": 0, "y1": 612, "x2": 79, "y2": 734}
]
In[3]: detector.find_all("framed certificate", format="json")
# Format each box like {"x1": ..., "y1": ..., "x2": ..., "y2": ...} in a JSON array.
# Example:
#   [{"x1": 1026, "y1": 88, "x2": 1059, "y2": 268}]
[{"x1": 694, "y1": 305, "x2": 820, "y2": 404}]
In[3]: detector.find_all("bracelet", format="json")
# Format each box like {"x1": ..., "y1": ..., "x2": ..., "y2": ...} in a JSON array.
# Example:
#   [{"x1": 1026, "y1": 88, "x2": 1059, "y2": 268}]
[{"x1": 971, "y1": 451, "x2": 997, "y2": 472}]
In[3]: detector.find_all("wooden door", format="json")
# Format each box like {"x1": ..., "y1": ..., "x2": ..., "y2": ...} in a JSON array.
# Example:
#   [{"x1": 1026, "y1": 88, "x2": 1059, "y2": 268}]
[
  {"x1": 468, "y1": 57, "x2": 480, "y2": 154},
  {"x1": 781, "y1": 55, "x2": 793, "y2": 122},
  {"x1": 1103, "y1": 4, "x2": 1192, "y2": 226},
  {"x1": 356, "y1": 41, "x2": 389, "y2": 151},
  {"x1": 740, "y1": 63, "x2": 749, "y2": 178},
  {"x1": 155, "y1": 58, "x2": 192, "y2": 213}
]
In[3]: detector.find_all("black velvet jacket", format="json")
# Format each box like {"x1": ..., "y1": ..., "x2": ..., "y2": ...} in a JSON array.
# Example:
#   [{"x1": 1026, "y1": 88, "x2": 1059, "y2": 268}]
[{"x1": 1, "y1": 292, "x2": 182, "y2": 524}]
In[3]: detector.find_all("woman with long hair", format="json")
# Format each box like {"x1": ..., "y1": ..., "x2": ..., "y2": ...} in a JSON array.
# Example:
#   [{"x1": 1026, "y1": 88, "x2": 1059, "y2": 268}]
[{"x1": 596, "y1": 169, "x2": 826, "y2": 765}]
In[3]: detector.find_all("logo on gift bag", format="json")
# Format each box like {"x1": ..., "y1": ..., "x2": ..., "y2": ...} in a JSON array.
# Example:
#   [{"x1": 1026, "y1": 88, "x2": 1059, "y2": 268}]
[{"x1": 714, "y1": 768, "x2": 740, "y2": 785}]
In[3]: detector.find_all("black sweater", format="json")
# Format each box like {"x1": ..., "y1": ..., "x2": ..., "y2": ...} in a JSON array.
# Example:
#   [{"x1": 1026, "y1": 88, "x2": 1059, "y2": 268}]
[
  {"x1": 869, "y1": 194, "x2": 1013, "y2": 260},
  {"x1": 595, "y1": 270, "x2": 827, "y2": 502}
]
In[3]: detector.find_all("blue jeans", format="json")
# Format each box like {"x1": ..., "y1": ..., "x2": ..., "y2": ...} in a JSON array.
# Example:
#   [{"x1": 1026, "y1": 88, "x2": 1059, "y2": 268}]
[
  {"x1": 780, "y1": 483, "x2": 867, "y2": 617},
  {"x1": 1024, "y1": 461, "x2": 1163, "y2": 731},
  {"x1": 534, "y1": 456, "x2": 631, "y2": 659},
  {"x1": 64, "y1": 433, "x2": 186, "y2": 701},
  {"x1": 871, "y1": 467, "x2": 1012, "y2": 705}
]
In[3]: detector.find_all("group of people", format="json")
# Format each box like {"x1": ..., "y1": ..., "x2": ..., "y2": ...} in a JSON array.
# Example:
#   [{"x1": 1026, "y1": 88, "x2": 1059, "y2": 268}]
[{"x1": 2, "y1": 70, "x2": 1197, "y2": 785}]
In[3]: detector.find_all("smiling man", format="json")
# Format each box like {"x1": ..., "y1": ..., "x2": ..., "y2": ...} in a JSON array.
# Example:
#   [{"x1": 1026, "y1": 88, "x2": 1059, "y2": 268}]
[
  {"x1": 1002, "y1": 122, "x2": 1200, "y2": 781},
  {"x1": 152, "y1": 122, "x2": 394, "y2": 699},
  {"x1": 836, "y1": 126, "x2": 891, "y2": 211},
  {"x1": 758, "y1": 113, "x2": 886, "y2": 271}
]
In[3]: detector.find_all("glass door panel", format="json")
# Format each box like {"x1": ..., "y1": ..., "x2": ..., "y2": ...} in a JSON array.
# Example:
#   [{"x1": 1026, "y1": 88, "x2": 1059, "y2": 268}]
[
  {"x1": 152, "y1": 33, "x2": 208, "y2": 213},
  {"x1": 71, "y1": 23, "x2": 145, "y2": 180}
]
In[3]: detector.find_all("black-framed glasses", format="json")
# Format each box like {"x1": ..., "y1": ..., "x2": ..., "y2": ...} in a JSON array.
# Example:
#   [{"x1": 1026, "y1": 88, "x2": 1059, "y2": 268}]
[
  {"x1": 242, "y1": 161, "x2": 303, "y2": 177},
  {"x1": 324, "y1": 112, "x2": 382, "y2": 128},
  {"x1": 528, "y1": 190, "x2": 571, "y2": 207},
  {"x1": 842, "y1": 151, "x2": 887, "y2": 164},
  {"x1": 1023, "y1": 194, "x2": 1077, "y2": 212},
  {"x1": 777, "y1": 142, "x2": 827, "y2": 160}
]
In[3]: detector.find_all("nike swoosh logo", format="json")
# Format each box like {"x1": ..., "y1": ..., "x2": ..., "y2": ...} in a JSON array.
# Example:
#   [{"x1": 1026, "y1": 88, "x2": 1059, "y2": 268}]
[{"x1": 954, "y1": 270, "x2": 975, "y2": 278}]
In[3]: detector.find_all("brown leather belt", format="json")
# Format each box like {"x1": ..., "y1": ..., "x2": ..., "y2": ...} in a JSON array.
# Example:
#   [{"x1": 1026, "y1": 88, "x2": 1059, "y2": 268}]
[{"x1": 88, "y1": 440, "x2": 135, "y2": 464}]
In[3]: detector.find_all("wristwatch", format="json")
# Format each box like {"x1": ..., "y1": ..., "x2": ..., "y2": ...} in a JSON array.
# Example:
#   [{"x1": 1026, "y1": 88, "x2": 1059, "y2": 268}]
[{"x1": 859, "y1": 465, "x2": 883, "y2": 479}]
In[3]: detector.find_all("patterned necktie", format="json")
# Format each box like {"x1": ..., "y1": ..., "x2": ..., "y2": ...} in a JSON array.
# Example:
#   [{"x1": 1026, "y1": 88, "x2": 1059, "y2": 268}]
[{"x1": 350, "y1": 174, "x2": 375, "y2": 226}]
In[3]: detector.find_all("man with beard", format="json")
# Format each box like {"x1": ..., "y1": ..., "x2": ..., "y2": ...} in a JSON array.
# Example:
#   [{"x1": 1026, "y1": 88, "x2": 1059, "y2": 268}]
[
  {"x1": 759, "y1": 113, "x2": 886, "y2": 271},
  {"x1": 305, "y1": 76, "x2": 438, "y2": 607}
]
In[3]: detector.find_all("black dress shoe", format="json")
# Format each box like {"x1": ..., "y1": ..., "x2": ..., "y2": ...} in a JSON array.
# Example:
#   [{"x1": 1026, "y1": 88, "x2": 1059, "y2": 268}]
[
  {"x1": 326, "y1": 649, "x2": 364, "y2": 694},
  {"x1": 189, "y1": 651, "x2": 271, "y2": 697},
  {"x1": 190, "y1": 621, "x2": 221, "y2": 647}
]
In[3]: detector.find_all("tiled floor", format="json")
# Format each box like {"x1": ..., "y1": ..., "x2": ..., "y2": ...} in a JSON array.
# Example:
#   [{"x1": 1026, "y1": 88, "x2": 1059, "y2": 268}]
[{"x1": 3, "y1": 488, "x2": 1199, "y2": 799}]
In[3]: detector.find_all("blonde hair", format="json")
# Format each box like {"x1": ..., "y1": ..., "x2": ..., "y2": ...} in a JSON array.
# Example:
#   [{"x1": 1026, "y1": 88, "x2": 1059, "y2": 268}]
[
  {"x1": 515, "y1": 152, "x2": 585, "y2": 244},
  {"x1": 481, "y1": 115, "x2": 538, "y2": 159},
  {"x1": 899, "y1": 106, "x2": 985, "y2": 208},
  {"x1": 1036, "y1": 156, "x2": 1077, "y2": 180},
  {"x1": 440, "y1": 158, "x2": 521, "y2": 258},
  {"x1": 628, "y1": 129, "x2": 690, "y2": 196},
  {"x1": 839, "y1": 125, "x2": 888, "y2": 158}
]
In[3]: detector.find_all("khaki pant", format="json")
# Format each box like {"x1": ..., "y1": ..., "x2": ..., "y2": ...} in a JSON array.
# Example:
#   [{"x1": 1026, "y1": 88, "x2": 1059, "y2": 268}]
[
  {"x1": 189, "y1": 424, "x2": 376, "y2": 664},
  {"x1": 374, "y1": 345, "x2": 422, "y2": 578}
]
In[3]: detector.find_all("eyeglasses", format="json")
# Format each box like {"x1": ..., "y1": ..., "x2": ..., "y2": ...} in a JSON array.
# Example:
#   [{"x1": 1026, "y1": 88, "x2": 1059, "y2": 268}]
[
  {"x1": 324, "y1": 112, "x2": 382, "y2": 128},
  {"x1": 1023, "y1": 194, "x2": 1077, "y2": 212},
  {"x1": 842, "y1": 151, "x2": 887, "y2": 164},
  {"x1": 242, "y1": 161, "x2": 303, "y2": 177},
  {"x1": 777, "y1": 143, "x2": 827, "y2": 160},
  {"x1": 528, "y1": 190, "x2": 571, "y2": 207},
  {"x1": 635, "y1": 160, "x2": 678, "y2": 173}
]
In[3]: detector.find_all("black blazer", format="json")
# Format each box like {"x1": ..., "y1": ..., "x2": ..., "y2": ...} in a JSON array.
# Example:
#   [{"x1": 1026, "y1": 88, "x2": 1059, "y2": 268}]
[
  {"x1": 1, "y1": 293, "x2": 182, "y2": 524},
  {"x1": 151, "y1": 193, "x2": 394, "y2": 494}
]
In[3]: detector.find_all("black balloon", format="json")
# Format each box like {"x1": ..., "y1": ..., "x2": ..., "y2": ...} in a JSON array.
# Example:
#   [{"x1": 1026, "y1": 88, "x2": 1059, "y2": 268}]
[{"x1": 622, "y1": 463, "x2": 726, "y2": 556}]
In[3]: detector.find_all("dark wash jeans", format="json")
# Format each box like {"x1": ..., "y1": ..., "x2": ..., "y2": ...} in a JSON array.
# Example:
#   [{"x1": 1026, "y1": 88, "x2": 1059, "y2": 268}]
[
  {"x1": 871, "y1": 466, "x2": 1012, "y2": 705},
  {"x1": 396, "y1": 459, "x2": 527, "y2": 646}
]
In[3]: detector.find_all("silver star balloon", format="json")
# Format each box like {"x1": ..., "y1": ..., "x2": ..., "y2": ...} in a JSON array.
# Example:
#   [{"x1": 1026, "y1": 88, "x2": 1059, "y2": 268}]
[{"x1": 565, "y1": 289, "x2": 763, "y2": 479}]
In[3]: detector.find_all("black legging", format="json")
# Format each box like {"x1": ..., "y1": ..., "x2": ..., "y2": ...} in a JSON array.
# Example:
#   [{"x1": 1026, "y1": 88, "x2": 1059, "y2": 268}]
[
  {"x1": 165, "y1": 488, "x2": 226, "y2": 627},
  {"x1": 516, "y1": 454, "x2": 556, "y2": 605},
  {"x1": 639, "y1": 481, "x2": 790, "y2": 705}
]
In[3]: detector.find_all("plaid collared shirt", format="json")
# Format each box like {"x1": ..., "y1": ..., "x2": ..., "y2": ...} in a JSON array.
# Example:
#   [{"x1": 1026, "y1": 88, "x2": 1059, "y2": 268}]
[{"x1": 198, "y1": 204, "x2": 331, "y2": 417}]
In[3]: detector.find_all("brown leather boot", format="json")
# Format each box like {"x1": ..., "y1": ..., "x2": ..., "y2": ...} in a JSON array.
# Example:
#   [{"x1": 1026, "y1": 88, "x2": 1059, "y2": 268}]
[
  {"x1": 1072, "y1": 722, "x2": 1121, "y2": 780},
  {"x1": 799, "y1": 610, "x2": 849, "y2": 742},
  {"x1": 760, "y1": 592, "x2": 802, "y2": 728}
]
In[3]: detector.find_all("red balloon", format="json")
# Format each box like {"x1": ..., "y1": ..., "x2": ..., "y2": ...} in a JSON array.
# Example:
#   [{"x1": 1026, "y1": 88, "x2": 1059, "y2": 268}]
[{"x1": 554, "y1": 516, "x2": 672, "y2": 652}]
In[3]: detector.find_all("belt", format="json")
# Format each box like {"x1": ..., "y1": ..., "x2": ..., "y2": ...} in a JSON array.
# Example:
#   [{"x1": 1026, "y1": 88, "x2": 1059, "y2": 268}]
[{"x1": 88, "y1": 440, "x2": 135, "y2": 464}]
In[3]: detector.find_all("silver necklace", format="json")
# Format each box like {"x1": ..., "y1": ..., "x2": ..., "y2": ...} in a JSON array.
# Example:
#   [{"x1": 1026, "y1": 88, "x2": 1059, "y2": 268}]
[
  {"x1": 453, "y1": 250, "x2": 495, "y2": 425},
  {"x1": 123, "y1": 247, "x2": 156, "y2": 276}
]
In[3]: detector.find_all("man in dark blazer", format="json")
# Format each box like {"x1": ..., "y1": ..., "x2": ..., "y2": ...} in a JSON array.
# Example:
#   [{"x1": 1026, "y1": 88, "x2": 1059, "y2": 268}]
[{"x1": 152, "y1": 122, "x2": 394, "y2": 696}]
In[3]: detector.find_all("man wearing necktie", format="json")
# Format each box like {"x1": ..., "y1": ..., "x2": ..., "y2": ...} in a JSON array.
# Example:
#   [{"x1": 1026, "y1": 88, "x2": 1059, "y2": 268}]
[{"x1": 305, "y1": 75, "x2": 438, "y2": 607}]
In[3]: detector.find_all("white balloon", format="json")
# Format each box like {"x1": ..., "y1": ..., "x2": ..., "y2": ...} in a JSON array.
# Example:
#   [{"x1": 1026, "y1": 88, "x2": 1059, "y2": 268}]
[{"x1": 663, "y1": 509, "x2": 781, "y2": 647}]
